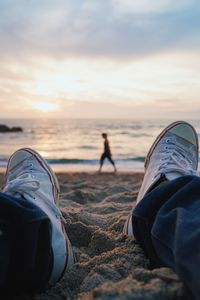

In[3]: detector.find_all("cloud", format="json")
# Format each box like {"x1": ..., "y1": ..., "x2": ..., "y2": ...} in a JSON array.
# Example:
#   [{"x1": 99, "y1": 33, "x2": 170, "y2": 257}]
[
  {"x1": 0, "y1": 50, "x2": 200, "y2": 118},
  {"x1": 112, "y1": 0, "x2": 192, "y2": 14},
  {"x1": 0, "y1": 0, "x2": 200, "y2": 60},
  {"x1": 0, "y1": 94, "x2": 199, "y2": 119},
  {"x1": 0, "y1": 1, "x2": 200, "y2": 120}
]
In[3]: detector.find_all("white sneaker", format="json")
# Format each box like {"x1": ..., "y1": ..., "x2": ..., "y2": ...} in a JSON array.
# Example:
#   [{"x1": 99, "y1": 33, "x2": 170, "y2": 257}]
[
  {"x1": 124, "y1": 121, "x2": 199, "y2": 236},
  {"x1": 3, "y1": 148, "x2": 74, "y2": 285}
]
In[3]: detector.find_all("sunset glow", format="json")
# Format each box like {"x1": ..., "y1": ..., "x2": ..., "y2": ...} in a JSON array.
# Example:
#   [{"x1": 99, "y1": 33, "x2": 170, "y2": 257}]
[
  {"x1": 32, "y1": 102, "x2": 58, "y2": 113},
  {"x1": 0, "y1": 1, "x2": 200, "y2": 119}
]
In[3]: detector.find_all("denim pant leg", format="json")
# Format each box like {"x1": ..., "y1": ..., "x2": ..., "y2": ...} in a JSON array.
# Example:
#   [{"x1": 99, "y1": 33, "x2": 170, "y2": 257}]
[
  {"x1": 0, "y1": 192, "x2": 53, "y2": 292},
  {"x1": 132, "y1": 175, "x2": 200, "y2": 300}
]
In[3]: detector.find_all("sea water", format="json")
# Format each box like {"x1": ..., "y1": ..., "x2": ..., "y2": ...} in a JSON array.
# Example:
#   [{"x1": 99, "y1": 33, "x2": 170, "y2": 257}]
[{"x1": 0, "y1": 119, "x2": 199, "y2": 172}]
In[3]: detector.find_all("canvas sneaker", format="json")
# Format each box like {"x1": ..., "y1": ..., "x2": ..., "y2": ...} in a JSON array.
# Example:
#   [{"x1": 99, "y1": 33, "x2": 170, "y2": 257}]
[
  {"x1": 124, "y1": 121, "x2": 199, "y2": 236},
  {"x1": 3, "y1": 148, "x2": 74, "y2": 285}
]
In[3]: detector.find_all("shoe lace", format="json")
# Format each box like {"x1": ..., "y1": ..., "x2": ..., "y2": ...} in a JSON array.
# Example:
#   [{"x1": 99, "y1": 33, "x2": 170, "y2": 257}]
[
  {"x1": 156, "y1": 139, "x2": 198, "y2": 178},
  {"x1": 3, "y1": 163, "x2": 62, "y2": 218},
  {"x1": 3, "y1": 173, "x2": 40, "y2": 199}
]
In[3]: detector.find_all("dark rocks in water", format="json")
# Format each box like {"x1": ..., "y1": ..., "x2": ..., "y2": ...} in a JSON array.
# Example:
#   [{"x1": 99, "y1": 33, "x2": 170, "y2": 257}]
[
  {"x1": 11, "y1": 126, "x2": 23, "y2": 132},
  {"x1": 0, "y1": 125, "x2": 23, "y2": 133}
]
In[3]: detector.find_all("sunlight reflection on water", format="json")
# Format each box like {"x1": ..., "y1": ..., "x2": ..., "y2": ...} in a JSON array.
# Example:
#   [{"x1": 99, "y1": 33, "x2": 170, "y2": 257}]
[{"x1": 0, "y1": 119, "x2": 199, "y2": 171}]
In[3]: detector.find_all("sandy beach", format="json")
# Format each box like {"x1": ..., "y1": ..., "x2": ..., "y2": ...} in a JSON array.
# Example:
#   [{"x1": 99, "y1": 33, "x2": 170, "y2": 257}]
[{"x1": 0, "y1": 172, "x2": 186, "y2": 300}]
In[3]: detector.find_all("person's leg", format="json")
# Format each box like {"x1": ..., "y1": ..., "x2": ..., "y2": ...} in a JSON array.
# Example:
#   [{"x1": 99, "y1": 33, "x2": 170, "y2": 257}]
[
  {"x1": 132, "y1": 175, "x2": 200, "y2": 300},
  {"x1": 107, "y1": 155, "x2": 117, "y2": 172},
  {"x1": 124, "y1": 121, "x2": 199, "y2": 300},
  {"x1": 2, "y1": 148, "x2": 74, "y2": 292},
  {"x1": 99, "y1": 153, "x2": 106, "y2": 172},
  {"x1": 0, "y1": 192, "x2": 53, "y2": 292}
]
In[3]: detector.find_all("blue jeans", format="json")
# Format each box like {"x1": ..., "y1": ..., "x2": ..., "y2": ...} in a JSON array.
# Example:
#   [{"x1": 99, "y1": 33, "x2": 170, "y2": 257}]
[
  {"x1": 132, "y1": 175, "x2": 200, "y2": 300},
  {"x1": 0, "y1": 192, "x2": 53, "y2": 293}
]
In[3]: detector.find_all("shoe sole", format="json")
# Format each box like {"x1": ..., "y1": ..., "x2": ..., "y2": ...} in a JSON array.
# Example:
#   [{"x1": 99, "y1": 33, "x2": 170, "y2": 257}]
[
  {"x1": 145, "y1": 121, "x2": 199, "y2": 170},
  {"x1": 6, "y1": 147, "x2": 60, "y2": 204}
]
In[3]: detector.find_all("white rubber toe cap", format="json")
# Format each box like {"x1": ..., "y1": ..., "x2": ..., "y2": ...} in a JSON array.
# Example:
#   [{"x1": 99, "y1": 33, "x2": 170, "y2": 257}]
[
  {"x1": 7, "y1": 150, "x2": 32, "y2": 172},
  {"x1": 169, "y1": 123, "x2": 198, "y2": 146}
]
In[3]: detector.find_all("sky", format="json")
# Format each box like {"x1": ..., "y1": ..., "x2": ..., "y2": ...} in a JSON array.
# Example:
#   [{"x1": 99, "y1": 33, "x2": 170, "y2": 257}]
[{"x1": 0, "y1": 0, "x2": 200, "y2": 119}]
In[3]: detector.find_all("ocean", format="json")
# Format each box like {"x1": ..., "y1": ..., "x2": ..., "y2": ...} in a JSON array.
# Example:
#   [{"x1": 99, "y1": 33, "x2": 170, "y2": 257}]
[{"x1": 0, "y1": 119, "x2": 199, "y2": 172}]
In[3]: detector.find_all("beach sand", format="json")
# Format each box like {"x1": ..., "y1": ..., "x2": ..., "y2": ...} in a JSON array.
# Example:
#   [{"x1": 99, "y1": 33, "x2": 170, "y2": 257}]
[{"x1": 0, "y1": 172, "x2": 186, "y2": 300}]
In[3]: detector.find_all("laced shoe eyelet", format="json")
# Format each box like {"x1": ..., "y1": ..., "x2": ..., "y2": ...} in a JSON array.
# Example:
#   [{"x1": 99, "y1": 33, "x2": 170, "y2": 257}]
[
  {"x1": 166, "y1": 139, "x2": 170, "y2": 143},
  {"x1": 30, "y1": 163, "x2": 33, "y2": 168},
  {"x1": 160, "y1": 157, "x2": 167, "y2": 161}
]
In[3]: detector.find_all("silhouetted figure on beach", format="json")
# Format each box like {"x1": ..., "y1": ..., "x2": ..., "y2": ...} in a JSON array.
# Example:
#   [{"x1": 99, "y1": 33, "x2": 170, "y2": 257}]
[{"x1": 99, "y1": 133, "x2": 117, "y2": 173}]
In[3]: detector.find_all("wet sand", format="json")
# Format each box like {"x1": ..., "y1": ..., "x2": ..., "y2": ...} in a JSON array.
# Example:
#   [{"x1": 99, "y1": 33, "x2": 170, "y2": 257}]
[{"x1": 0, "y1": 172, "x2": 186, "y2": 300}]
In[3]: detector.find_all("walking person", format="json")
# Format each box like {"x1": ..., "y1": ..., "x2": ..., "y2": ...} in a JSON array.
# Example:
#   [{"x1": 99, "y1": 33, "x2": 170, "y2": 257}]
[{"x1": 99, "y1": 133, "x2": 117, "y2": 173}]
